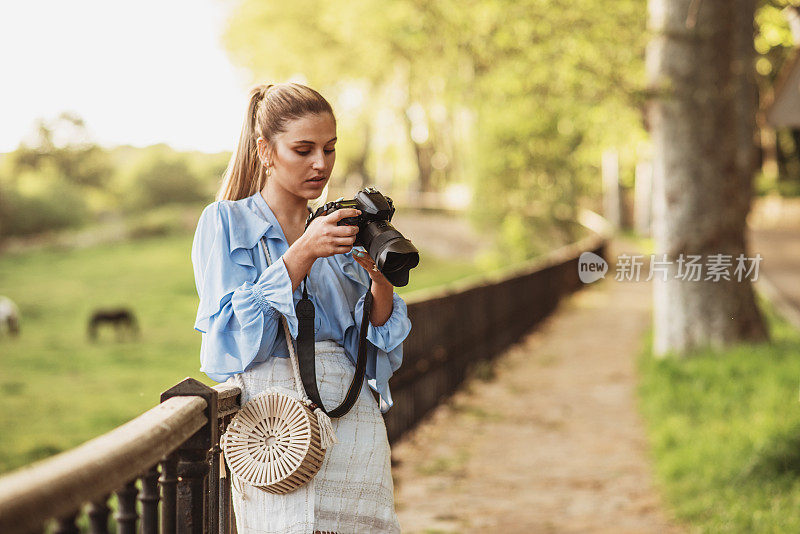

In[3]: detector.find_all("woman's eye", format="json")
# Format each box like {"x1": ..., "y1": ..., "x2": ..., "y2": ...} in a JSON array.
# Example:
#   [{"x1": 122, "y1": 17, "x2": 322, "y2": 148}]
[{"x1": 294, "y1": 148, "x2": 334, "y2": 155}]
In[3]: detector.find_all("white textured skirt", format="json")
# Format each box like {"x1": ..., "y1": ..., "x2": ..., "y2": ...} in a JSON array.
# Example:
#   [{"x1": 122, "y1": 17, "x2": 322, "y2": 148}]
[{"x1": 227, "y1": 340, "x2": 400, "y2": 534}]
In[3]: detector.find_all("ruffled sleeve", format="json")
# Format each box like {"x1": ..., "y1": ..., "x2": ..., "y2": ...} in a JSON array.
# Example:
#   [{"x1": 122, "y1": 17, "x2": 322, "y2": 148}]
[
  {"x1": 191, "y1": 202, "x2": 297, "y2": 382},
  {"x1": 354, "y1": 291, "x2": 412, "y2": 354}
]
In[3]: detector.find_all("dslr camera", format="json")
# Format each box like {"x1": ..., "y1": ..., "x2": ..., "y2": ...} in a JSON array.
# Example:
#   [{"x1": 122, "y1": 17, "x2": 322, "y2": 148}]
[{"x1": 307, "y1": 187, "x2": 419, "y2": 287}]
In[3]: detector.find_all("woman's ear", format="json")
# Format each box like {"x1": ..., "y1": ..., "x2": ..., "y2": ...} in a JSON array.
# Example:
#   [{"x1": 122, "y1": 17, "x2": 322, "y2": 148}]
[{"x1": 256, "y1": 137, "x2": 273, "y2": 166}]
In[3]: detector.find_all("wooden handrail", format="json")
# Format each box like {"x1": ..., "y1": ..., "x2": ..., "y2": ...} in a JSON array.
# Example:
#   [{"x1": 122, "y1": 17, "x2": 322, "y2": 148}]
[{"x1": 0, "y1": 395, "x2": 207, "y2": 532}]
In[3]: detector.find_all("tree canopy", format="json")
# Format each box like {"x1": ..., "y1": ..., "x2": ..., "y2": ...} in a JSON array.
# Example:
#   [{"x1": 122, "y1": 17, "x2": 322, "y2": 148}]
[{"x1": 222, "y1": 0, "x2": 648, "y2": 258}]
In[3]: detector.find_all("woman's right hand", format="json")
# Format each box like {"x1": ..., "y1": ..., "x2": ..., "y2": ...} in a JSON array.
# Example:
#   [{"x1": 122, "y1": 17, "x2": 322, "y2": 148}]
[
  {"x1": 281, "y1": 208, "x2": 361, "y2": 291},
  {"x1": 301, "y1": 208, "x2": 362, "y2": 259}
]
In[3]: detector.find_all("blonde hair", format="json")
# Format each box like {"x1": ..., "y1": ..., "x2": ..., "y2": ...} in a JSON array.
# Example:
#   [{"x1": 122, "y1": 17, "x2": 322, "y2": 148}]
[{"x1": 216, "y1": 83, "x2": 336, "y2": 201}]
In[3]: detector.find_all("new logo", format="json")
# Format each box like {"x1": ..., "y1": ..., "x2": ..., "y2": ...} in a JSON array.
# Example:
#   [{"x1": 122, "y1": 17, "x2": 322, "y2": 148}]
[{"x1": 578, "y1": 252, "x2": 608, "y2": 283}]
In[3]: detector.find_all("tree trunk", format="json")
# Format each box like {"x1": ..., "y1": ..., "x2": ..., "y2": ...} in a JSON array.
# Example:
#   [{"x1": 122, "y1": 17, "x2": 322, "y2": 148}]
[
  {"x1": 402, "y1": 110, "x2": 435, "y2": 193},
  {"x1": 647, "y1": 0, "x2": 768, "y2": 357},
  {"x1": 352, "y1": 120, "x2": 372, "y2": 189}
]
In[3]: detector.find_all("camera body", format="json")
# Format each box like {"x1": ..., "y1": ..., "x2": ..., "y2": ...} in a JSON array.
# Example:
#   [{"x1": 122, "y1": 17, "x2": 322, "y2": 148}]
[
  {"x1": 310, "y1": 187, "x2": 396, "y2": 231},
  {"x1": 307, "y1": 187, "x2": 419, "y2": 287}
]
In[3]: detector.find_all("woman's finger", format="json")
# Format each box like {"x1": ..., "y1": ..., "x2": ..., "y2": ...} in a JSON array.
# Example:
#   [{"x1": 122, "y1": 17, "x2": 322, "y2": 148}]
[
  {"x1": 333, "y1": 236, "x2": 356, "y2": 247},
  {"x1": 330, "y1": 225, "x2": 359, "y2": 237},
  {"x1": 329, "y1": 209, "x2": 361, "y2": 223},
  {"x1": 353, "y1": 257, "x2": 372, "y2": 270},
  {"x1": 355, "y1": 259, "x2": 377, "y2": 273}
]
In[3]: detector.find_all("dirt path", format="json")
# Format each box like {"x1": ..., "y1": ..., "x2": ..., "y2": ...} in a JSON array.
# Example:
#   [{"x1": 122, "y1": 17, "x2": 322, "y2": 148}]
[
  {"x1": 750, "y1": 226, "x2": 800, "y2": 328},
  {"x1": 391, "y1": 239, "x2": 682, "y2": 533}
]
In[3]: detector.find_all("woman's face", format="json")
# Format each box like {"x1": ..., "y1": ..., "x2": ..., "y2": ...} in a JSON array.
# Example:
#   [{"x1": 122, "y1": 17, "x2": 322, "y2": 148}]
[{"x1": 263, "y1": 112, "x2": 337, "y2": 201}]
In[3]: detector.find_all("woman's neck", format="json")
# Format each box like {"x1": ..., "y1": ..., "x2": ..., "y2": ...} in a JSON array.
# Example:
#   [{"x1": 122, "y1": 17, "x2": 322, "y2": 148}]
[{"x1": 260, "y1": 183, "x2": 308, "y2": 244}]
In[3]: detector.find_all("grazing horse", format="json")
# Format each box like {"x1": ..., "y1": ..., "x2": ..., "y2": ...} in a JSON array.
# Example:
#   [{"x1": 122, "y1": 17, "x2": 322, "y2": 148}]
[
  {"x1": 87, "y1": 308, "x2": 140, "y2": 341},
  {"x1": 0, "y1": 296, "x2": 20, "y2": 337}
]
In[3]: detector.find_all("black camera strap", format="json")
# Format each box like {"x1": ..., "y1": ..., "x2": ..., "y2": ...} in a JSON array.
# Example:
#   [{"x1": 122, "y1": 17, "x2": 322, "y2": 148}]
[{"x1": 296, "y1": 275, "x2": 372, "y2": 418}]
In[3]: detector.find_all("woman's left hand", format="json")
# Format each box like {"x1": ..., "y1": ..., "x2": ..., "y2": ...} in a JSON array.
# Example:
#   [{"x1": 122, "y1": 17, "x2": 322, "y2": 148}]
[
  {"x1": 352, "y1": 248, "x2": 395, "y2": 326},
  {"x1": 352, "y1": 249, "x2": 393, "y2": 288}
]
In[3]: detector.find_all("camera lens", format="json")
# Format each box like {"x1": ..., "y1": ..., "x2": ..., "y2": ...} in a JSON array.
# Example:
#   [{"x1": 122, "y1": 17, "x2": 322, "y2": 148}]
[
  {"x1": 383, "y1": 252, "x2": 416, "y2": 273},
  {"x1": 376, "y1": 241, "x2": 419, "y2": 287},
  {"x1": 362, "y1": 221, "x2": 419, "y2": 287}
]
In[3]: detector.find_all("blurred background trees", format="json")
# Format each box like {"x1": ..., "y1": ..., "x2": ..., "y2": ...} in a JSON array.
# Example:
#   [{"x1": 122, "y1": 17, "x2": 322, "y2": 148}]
[
  {"x1": 1, "y1": 0, "x2": 799, "y2": 261},
  {"x1": 0, "y1": 115, "x2": 228, "y2": 240},
  {"x1": 0, "y1": 113, "x2": 105, "y2": 237},
  {"x1": 222, "y1": 0, "x2": 647, "y2": 260},
  {"x1": 755, "y1": 0, "x2": 800, "y2": 195}
]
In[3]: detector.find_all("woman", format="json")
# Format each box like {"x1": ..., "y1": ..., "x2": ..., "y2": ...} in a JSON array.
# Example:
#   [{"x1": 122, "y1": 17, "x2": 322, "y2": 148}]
[{"x1": 191, "y1": 83, "x2": 410, "y2": 534}]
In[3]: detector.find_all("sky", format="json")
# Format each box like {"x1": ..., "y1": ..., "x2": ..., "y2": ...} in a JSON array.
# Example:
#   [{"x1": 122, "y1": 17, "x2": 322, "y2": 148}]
[{"x1": 0, "y1": 0, "x2": 252, "y2": 153}]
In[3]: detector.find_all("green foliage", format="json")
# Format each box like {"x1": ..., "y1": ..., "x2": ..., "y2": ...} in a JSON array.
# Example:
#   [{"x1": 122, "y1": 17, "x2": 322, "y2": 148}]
[
  {"x1": 755, "y1": 0, "x2": 796, "y2": 82},
  {"x1": 126, "y1": 203, "x2": 206, "y2": 239},
  {"x1": 108, "y1": 144, "x2": 224, "y2": 211},
  {"x1": 8, "y1": 113, "x2": 113, "y2": 190},
  {"x1": 0, "y1": 114, "x2": 110, "y2": 238},
  {"x1": 638, "y1": 296, "x2": 800, "y2": 532},
  {"x1": 125, "y1": 153, "x2": 208, "y2": 210},
  {"x1": 222, "y1": 0, "x2": 648, "y2": 257},
  {"x1": 12, "y1": 143, "x2": 112, "y2": 190},
  {"x1": 0, "y1": 169, "x2": 89, "y2": 237},
  {"x1": 187, "y1": 150, "x2": 229, "y2": 199},
  {"x1": 0, "y1": 124, "x2": 227, "y2": 239},
  {"x1": 465, "y1": 0, "x2": 647, "y2": 250},
  {"x1": 755, "y1": 1, "x2": 800, "y2": 193}
]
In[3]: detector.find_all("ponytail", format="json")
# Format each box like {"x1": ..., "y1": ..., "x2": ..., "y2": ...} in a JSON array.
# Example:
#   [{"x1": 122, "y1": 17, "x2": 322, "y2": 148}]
[
  {"x1": 216, "y1": 85, "x2": 270, "y2": 201},
  {"x1": 216, "y1": 83, "x2": 335, "y2": 202}
]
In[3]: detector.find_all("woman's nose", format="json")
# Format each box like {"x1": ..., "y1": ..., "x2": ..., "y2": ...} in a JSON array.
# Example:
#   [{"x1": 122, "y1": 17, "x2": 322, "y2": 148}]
[{"x1": 311, "y1": 151, "x2": 325, "y2": 170}]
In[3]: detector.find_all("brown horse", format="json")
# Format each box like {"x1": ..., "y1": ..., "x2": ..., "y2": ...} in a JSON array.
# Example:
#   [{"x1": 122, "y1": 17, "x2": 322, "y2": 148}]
[{"x1": 87, "y1": 308, "x2": 139, "y2": 341}]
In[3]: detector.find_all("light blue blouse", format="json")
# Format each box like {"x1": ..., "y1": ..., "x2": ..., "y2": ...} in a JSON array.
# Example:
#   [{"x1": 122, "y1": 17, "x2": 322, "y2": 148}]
[{"x1": 190, "y1": 191, "x2": 412, "y2": 413}]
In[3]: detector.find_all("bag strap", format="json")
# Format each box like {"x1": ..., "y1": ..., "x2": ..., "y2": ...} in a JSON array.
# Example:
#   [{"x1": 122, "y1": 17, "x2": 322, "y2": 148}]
[
  {"x1": 258, "y1": 238, "x2": 312, "y2": 402},
  {"x1": 259, "y1": 237, "x2": 371, "y2": 418}
]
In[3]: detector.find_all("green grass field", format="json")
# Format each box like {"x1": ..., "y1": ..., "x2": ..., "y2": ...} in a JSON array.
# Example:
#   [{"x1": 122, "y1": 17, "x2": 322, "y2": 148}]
[
  {"x1": 0, "y1": 233, "x2": 483, "y2": 475},
  {"x1": 639, "y1": 297, "x2": 800, "y2": 532}
]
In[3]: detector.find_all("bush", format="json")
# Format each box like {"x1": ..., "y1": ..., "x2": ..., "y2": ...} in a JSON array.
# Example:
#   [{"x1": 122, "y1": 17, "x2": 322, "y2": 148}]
[
  {"x1": 127, "y1": 155, "x2": 208, "y2": 210},
  {"x1": 0, "y1": 180, "x2": 89, "y2": 239},
  {"x1": 126, "y1": 205, "x2": 198, "y2": 239}
]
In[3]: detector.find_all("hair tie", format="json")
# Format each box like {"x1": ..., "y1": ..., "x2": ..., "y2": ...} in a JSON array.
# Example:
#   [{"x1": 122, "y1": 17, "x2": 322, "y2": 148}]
[
  {"x1": 252, "y1": 84, "x2": 274, "y2": 125},
  {"x1": 259, "y1": 84, "x2": 275, "y2": 102}
]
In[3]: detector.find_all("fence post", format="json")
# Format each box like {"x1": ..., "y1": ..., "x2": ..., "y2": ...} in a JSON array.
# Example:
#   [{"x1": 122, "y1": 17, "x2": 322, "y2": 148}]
[
  {"x1": 159, "y1": 455, "x2": 178, "y2": 534},
  {"x1": 139, "y1": 465, "x2": 160, "y2": 533},
  {"x1": 161, "y1": 378, "x2": 218, "y2": 534}
]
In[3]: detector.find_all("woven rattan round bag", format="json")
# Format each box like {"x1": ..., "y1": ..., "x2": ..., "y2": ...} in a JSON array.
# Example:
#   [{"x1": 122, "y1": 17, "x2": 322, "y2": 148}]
[{"x1": 221, "y1": 389, "x2": 326, "y2": 494}]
